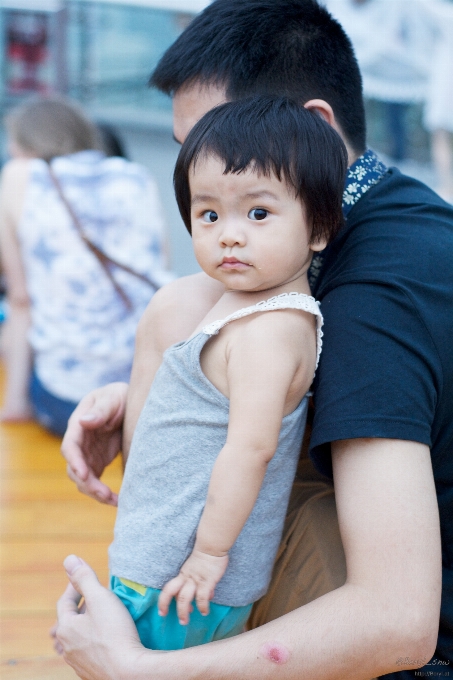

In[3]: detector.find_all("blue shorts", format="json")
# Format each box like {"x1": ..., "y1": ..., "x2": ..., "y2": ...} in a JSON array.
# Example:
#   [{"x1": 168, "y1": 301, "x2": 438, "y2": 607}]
[
  {"x1": 29, "y1": 371, "x2": 78, "y2": 437},
  {"x1": 110, "y1": 575, "x2": 252, "y2": 650}
]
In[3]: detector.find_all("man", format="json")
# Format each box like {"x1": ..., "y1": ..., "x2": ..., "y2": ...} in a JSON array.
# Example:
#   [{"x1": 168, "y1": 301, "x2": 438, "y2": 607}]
[{"x1": 55, "y1": 1, "x2": 453, "y2": 678}]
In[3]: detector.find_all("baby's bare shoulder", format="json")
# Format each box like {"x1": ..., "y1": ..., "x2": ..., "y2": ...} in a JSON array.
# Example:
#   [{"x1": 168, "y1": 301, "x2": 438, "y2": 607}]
[
  {"x1": 243, "y1": 307, "x2": 316, "y2": 339},
  {"x1": 225, "y1": 309, "x2": 317, "y2": 399},
  {"x1": 137, "y1": 273, "x2": 223, "y2": 350},
  {"x1": 232, "y1": 308, "x2": 317, "y2": 360}
]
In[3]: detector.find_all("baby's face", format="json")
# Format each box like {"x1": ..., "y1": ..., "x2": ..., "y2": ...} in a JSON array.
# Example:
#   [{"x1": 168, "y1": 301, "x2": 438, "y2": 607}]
[{"x1": 189, "y1": 155, "x2": 325, "y2": 293}]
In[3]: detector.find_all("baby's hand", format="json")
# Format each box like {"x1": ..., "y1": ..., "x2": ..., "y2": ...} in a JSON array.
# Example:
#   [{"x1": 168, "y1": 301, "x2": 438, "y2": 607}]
[{"x1": 158, "y1": 549, "x2": 229, "y2": 625}]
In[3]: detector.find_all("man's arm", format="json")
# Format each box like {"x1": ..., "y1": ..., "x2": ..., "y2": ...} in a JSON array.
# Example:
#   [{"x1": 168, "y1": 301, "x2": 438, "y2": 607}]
[
  {"x1": 61, "y1": 273, "x2": 224, "y2": 501},
  {"x1": 56, "y1": 437, "x2": 441, "y2": 679}
]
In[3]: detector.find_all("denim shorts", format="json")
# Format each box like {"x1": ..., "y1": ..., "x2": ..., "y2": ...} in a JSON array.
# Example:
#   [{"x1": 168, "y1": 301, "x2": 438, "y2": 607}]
[{"x1": 29, "y1": 371, "x2": 78, "y2": 437}]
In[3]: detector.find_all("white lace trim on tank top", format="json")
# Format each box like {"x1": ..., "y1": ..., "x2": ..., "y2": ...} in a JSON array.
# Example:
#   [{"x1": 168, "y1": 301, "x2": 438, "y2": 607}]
[{"x1": 203, "y1": 292, "x2": 323, "y2": 370}]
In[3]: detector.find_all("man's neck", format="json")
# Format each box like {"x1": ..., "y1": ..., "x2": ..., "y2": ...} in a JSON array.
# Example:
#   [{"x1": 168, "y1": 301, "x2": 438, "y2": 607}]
[{"x1": 346, "y1": 146, "x2": 360, "y2": 168}]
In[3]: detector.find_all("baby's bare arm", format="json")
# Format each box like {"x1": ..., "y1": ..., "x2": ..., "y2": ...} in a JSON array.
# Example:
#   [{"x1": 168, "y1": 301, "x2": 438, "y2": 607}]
[
  {"x1": 197, "y1": 312, "x2": 315, "y2": 551},
  {"x1": 159, "y1": 311, "x2": 316, "y2": 621}
]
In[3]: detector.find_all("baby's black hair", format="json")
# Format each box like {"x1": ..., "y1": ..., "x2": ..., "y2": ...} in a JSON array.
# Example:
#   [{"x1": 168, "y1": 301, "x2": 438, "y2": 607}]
[{"x1": 174, "y1": 95, "x2": 348, "y2": 245}]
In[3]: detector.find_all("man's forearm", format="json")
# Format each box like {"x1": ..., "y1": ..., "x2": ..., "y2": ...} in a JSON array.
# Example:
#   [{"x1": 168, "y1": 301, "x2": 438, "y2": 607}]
[
  {"x1": 134, "y1": 583, "x2": 434, "y2": 680},
  {"x1": 135, "y1": 439, "x2": 438, "y2": 680}
]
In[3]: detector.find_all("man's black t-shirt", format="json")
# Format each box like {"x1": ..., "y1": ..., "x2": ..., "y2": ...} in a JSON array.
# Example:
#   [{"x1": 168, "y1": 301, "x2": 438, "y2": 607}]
[{"x1": 310, "y1": 168, "x2": 453, "y2": 677}]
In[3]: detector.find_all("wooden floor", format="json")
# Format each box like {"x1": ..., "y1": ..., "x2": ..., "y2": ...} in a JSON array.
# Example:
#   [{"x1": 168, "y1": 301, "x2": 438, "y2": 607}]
[{"x1": 0, "y1": 362, "x2": 122, "y2": 678}]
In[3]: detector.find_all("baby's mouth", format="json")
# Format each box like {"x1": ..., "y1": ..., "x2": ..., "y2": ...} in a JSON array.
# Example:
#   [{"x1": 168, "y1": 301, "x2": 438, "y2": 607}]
[{"x1": 220, "y1": 257, "x2": 251, "y2": 270}]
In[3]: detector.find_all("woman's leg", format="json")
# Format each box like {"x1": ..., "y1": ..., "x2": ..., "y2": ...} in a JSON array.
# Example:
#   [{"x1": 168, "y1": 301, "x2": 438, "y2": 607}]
[{"x1": 0, "y1": 302, "x2": 33, "y2": 421}]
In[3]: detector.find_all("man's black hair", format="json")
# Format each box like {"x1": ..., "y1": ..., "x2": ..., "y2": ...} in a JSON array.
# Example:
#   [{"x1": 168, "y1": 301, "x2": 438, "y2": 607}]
[
  {"x1": 151, "y1": 0, "x2": 366, "y2": 154},
  {"x1": 174, "y1": 96, "x2": 347, "y2": 245}
]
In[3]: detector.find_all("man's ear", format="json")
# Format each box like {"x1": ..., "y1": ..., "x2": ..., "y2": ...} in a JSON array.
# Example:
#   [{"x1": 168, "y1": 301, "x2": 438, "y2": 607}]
[
  {"x1": 303, "y1": 99, "x2": 336, "y2": 127},
  {"x1": 304, "y1": 99, "x2": 356, "y2": 167},
  {"x1": 310, "y1": 237, "x2": 328, "y2": 253}
]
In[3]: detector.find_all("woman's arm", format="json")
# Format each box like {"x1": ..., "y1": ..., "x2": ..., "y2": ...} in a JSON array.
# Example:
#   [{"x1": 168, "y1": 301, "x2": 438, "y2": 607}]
[{"x1": 0, "y1": 159, "x2": 33, "y2": 420}]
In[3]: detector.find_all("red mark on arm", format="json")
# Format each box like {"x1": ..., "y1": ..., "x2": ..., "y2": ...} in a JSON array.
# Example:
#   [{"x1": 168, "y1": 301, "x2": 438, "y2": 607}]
[{"x1": 260, "y1": 642, "x2": 290, "y2": 665}]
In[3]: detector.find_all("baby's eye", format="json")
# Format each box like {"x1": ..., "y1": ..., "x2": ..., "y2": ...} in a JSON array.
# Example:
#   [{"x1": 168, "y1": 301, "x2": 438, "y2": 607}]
[
  {"x1": 202, "y1": 210, "x2": 218, "y2": 223},
  {"x1": 248, "y1": 208, "x2": 268, "y2": 221}
]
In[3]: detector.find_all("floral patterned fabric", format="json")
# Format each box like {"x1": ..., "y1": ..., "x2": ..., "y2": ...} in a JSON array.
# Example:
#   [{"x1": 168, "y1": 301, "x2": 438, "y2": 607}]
[
  {"x1": 342, "y1": 149, "x2": 388, "y2": 216},
  {"x1": 308, "y1": 149, "x2": 388, "y2": 290},
  {"x1": 19, "y1": 151, "x2": 172, "y2": 401}
]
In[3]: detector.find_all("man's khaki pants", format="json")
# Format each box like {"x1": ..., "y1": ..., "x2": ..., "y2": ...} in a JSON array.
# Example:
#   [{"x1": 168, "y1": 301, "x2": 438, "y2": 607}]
[
  {"x1": 248, "y1": 454, "x2": 379, "y2": 680},
  {"x1": 248, "y1": 457, "x2": 347, "y2": 628}
]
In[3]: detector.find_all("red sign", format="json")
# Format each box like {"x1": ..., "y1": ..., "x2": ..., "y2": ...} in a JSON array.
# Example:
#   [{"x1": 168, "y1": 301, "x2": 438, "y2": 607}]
[{"x1": 5, "y1": 11, "x2": 51, "y2": 94}]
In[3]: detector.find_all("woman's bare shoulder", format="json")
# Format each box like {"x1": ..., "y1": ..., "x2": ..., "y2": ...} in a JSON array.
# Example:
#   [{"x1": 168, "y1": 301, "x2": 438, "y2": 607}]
[
  {"x1": 1, "y1": 158, "x2": 31, "y2": 185},
  {"x1": 0, "y1": 159, "x2": 32, "y2": 223}
]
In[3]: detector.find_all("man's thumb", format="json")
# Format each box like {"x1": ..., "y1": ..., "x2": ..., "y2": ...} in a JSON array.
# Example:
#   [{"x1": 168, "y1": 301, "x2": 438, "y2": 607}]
[
  {"x1": 63, "y1": 555, "x2": 99, "y2": 598},
  {"x1": 64, "y1": 554, "x2": 84, "y2": 575}
]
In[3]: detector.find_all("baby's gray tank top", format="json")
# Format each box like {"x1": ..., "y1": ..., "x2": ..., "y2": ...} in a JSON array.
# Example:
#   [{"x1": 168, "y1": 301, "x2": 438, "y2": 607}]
[{"x1": 109, "y1": 292, "x2": 323, "y2": 607}]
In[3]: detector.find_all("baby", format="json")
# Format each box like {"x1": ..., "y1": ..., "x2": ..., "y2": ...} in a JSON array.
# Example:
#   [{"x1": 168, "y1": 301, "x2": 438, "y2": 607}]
[{"x1": 108, "y1": 95, "x2": 347, "y2": 650}]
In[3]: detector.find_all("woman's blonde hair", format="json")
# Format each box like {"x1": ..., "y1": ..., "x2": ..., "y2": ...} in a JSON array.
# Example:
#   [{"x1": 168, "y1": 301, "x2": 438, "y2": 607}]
[{"x1": 5, "y1": 95, "x2": 100, "y2": 161}]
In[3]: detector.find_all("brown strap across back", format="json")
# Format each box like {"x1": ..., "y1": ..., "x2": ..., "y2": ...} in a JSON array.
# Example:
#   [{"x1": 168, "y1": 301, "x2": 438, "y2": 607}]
[{"x1": 47, "y1": 160, "x2": 159, "y2": 310}]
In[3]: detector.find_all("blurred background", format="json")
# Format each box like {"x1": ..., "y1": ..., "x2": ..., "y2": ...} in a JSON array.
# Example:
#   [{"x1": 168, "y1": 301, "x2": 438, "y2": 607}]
[
  {"x1": 0, "y1": 0, "x2": 213, "y2": 278},
  {"x1": 0, "y1": 0, "x2": 452, "y2": 277},
  {"x1": 0, "y1": 3, "x2": 451, "y2": 669}
]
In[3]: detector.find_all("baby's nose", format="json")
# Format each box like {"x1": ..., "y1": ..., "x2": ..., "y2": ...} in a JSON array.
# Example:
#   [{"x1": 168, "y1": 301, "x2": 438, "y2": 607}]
[{"x1": 219, "y1": 222, "x2": 246, "y2": 247}]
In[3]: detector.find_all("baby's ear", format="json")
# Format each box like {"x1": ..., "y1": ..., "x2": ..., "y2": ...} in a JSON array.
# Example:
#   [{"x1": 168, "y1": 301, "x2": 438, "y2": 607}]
[{"x1": 310, "y1": 236, "x2": 328, "y2": 253}]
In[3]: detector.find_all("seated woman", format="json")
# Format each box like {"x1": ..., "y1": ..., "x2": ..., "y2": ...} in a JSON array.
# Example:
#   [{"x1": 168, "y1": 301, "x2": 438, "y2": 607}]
[{"x1": 0, "y1": 95, "x2": 171, "y2": 435}]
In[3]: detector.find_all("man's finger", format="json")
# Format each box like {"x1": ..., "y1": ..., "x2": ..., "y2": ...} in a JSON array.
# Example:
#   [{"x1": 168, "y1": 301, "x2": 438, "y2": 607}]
[
  {"x1": 60, "y1": 394, "x2": 115, "y2": 478},
  {"x1": 53, "y1": 638, "x2": 64, "y2": 655},
  {"x1": 66, "y1": 464, "x2": 118, "y2": 505},
  {"x1": 50, "y1": 622, "x2": 64, "y2": 655},
  {"x1": 60, "y1": 555, "x2": 102, "y2": 605},
  {"x1": 61, "y1": 396, "x2": 98, "y2": 464},
  {"x1": 56, "y1": 581, "x2": 83, "y2": 622},
  {"x1": 61, "y1": 436, "x2": 89, "y2": 482},
  {"x1": 75, "y1": 387, "x2": 126, "y2": 431}
]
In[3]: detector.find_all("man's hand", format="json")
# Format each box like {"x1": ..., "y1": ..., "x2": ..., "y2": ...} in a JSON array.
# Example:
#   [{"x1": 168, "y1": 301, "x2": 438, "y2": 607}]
[
  {"x1": 53, "y1": 555, "x2": 146, "y2": 680},
  {"x1": 61, "y1": 383, "x2": 128, "y2": 506},
  {"x1": 158, "y1": 550, "x2": 229, "y2": 625},
  {"x1": 60, "y1": 275, "x2": 224, "y2": 506}
]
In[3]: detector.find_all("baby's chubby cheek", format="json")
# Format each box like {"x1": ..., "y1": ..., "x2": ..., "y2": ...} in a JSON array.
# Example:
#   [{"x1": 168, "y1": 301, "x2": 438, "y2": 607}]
[{"x1": 259, "y1": 642, "x2": 291, "y2": 665}]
